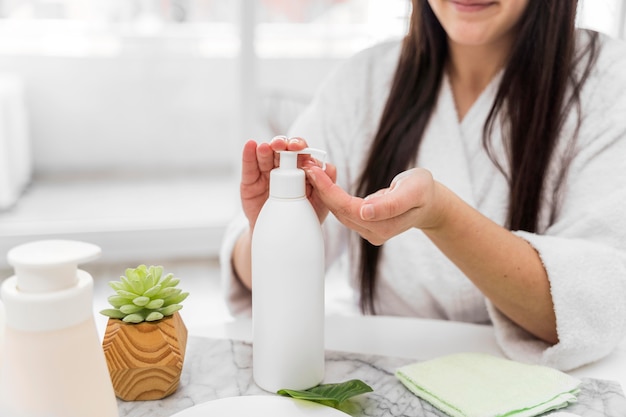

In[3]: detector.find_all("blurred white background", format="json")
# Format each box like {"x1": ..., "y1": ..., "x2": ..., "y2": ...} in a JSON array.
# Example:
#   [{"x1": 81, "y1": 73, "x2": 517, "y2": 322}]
[{"x1": 0, "y1": 0, "x2": 623, "y2": 273}]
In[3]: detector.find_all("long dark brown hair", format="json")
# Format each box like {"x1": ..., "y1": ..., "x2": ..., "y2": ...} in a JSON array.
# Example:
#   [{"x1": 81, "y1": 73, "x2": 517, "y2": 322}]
[{"x1": 356, "y1": 0, "x2": 599, "y2": 314}]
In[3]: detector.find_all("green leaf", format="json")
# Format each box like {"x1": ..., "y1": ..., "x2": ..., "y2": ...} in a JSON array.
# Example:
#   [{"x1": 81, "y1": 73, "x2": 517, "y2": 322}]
[
  {"x1": 277, "y1": 379, "x2": 373, "y2": 408},
  {"x1": 145, "y1": 311, "x2": 164, "y2": 322},
  {"x1": 115, "y1": 289, "x2": 140, "y2": 300},
  {"x1": 159, "y1": 273, "x2": 176, "y2": 288},
  {"x1": 107, "y1": 295, "x2": 128, "y2": 308},
  {"x1": 162, "y1": 292, "x2": 189, "y2": 306},
  {"x1": 123, "y1": 313, "x2": 145, "y2": 323},
  {"x1": 124, "y1": 269, "x2": 138, "y2": 282},
  {"x1": 143, "y1": 284, "x2": 162, "y2": 298},
  {"x1": 133, "y1": 296, "x2": 150, "y2": 307},
  {"x1": 120, "y1": 304, "x2": 144, "y2": 314},
  {"x1": 163, "y1": 277, "x2": 180, "y2": 288},
  {"x1": 149, "y1": 266, "x2": 163, "y2": 284},
  {"x1": 108, "y1": 281, "x2": 126, "y2": 292},
  {"x1": 100, "y1": 308, "x2": 126, "y2": 319},
  {"x1": 135, "y1": 265, "x2": 148, "y2": 279},
  {"x1": 156, "y1": 287, "x2": 180, "y2": 299},
  {"x1": 119, "y1": 275, "x2": 133, "y2": 290},
  {"x1": 128, "y1": 278, "x2": 145, "y2": 295},
  {"x1": 158, "y1": 304, "x2": 182, "y2": 316},
  {"x1": 145, "y1": 299, "x2": 164, "y2": 309}
]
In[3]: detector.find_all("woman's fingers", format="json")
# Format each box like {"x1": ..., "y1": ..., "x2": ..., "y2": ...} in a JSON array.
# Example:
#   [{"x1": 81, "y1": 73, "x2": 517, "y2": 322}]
[
  {"x1": 306, "y1": 166, "x2": 440, "y2": 245},
  {"x1": 306, "y1": 165, "x2": 366, "y2": 225},
  {"x1": 323, "y1": 161, "x2": 337, "y2": 183},
  {"x1": 286, "y1": 136, "x2": 308, "y2": 151},
  {"x1": 256, "y1": 141, "x2": 276, "y2": 173},
  {"x1": 268, "y1": 136, "x2": 309, "y2": 167},
  {"x1": 360, "y1": 169, "x2": 433, "y2": 221},
  {"x1": 241, "y1": 139, "x2": 261, "y2": 185}
]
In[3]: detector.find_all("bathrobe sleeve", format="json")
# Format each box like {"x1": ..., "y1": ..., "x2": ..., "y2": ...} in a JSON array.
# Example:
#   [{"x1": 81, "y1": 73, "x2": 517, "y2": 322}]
[
  {"x1": 219, "y1": 211, "x2": 252, "y2": 317},
  {"x1": 487, "y1": 35, "x2": 626, "y2": 371}
]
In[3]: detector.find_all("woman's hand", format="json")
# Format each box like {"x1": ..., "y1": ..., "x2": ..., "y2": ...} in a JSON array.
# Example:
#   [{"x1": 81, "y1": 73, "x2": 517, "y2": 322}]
[
  {"x1": 305, "y1": 166, "x2": 447, "y2": 245},
  {"x1": 306, "y1": 164, "x2": 558, "y2": 344},
  {"x1": 240, "y1": 136, "x2": 293, "y2": 231},
  {"x1": 241, "y1": 136, "x2": 336, "y2": 231},
  {"x1": 233, "y1": 136, "x2": 336, "y2": 290}
]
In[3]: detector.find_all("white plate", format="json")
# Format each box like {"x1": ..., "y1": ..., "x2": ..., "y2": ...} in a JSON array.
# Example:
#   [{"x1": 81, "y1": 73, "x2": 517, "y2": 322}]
[{"x1": 170, "y1": 395, "x2": 349, "y2": 417}]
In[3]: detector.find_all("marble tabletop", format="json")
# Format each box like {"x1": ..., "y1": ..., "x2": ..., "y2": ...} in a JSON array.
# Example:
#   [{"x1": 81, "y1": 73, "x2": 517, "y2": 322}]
[{"x1": 118, "y1": 336, "x2": 626, "y2": 417}]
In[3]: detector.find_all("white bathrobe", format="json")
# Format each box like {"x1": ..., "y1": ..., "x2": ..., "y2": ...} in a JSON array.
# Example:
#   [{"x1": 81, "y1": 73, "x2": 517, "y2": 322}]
[{"x1": 220, "y1": 30, "x2": 626, "y2": 371}]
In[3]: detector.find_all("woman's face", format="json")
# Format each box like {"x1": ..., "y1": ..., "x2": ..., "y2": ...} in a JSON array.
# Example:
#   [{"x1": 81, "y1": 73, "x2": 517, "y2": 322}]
[{"x1": 426, "y1": 0, "x2": 530, "y2": 48}]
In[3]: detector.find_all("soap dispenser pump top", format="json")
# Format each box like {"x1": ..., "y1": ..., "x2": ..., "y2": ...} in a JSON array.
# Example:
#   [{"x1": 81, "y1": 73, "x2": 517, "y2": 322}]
[{"x1": 269, "y1": 148, "x2": 326, "y2": 199}]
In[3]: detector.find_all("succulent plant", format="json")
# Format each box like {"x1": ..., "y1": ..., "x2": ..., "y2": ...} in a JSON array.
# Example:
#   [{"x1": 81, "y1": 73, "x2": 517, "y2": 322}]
[{"x1": 100, "y1": 265, "x2": 189, "y2": 323}]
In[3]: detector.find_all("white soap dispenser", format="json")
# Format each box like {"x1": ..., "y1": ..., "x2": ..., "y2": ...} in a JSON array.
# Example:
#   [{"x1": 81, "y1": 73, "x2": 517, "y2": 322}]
[
  {"x1": 251, "y1": 148, "x2": 326, "y2": 392},
  {"x1": 0, "y1": 240, "x2": 119, "y2": 417}
]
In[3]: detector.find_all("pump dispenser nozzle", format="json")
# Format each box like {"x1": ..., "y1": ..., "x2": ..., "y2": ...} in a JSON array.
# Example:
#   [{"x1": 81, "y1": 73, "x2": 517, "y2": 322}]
[
  {"x1": 8, "y1": 240, "x2": 101, "y2": 293},
  {"x1": 2, "y1": 239, "x2": 101, "y2": 332},
  {"x1": 270, "y1": 148, "x2": 326, "y2": 199}
]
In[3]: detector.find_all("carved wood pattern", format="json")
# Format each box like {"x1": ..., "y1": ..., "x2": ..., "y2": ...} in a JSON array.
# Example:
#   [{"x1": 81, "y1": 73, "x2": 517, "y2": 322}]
[{"x1": 102, "y1": 312, "x2": 188, "y2": 401}]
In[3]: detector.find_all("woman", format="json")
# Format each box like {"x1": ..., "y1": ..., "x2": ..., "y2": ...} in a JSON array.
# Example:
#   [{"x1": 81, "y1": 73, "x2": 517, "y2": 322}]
[{"x1": 221, "y1": 0, "x2": 626, "y2": 371}]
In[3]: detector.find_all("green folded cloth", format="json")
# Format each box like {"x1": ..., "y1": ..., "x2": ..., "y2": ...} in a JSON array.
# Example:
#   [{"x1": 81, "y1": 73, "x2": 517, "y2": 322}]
[{"x1": 396, "y1": 353, "x2": 580, "y2": 417}]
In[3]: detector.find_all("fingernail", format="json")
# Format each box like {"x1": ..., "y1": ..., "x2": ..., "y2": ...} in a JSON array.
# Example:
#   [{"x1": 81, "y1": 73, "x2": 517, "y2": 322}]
[
  {"x1": 271, "y1": 135, "x2": 287, "y2": 145},
  {"x1": 361, "y1": 204, "x2": 374, "y2": 220},
  {"x1": 288, "y1": 137, "x2": 301, "y2": 145}
]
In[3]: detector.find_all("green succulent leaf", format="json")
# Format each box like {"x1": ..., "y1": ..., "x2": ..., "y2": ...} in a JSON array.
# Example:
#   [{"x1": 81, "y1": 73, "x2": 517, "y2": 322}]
[
  {"x1": 163, "y1": 292, "x2": 189, "y2": 306},
  {"x1": 159, "y1": 304, "x2": 183, "y2": 316},
  {"x1": 145, "y1": 299, "x2": 164, "y2": 309},
  {"x1": 116, "y1": 289, "x2": 140, "y2": 300},
  {"x1": 143, "y1": 284, "x2": 162, "y2": 298},
  {"x1": 145, "y1": 311, "x2": 164, "y2": 322},
  {"x1": 100, "y1": 308, "x2": 126, "y2": 319},
  {"x1": 133, "y1": 296, "x2": 150, "y2": 307},
  {"x1": 129, "y1": 279, "x2": 145, "y2": 295},
  {"x1": 120, "y1": 274, "x2": 133, "y2": 288},
  {"x1": 120, "y1": 304, "x2": 144, "y2": 314},
  {"x1": 108, "y1": 281, "x2": 126, "y2": 292},
  {"x1": 123, "y1": 313, "x2": 145, "y2": 323},
  {"x1": 159, "y1": 273, "x2": 175, "y2": 288},
  {"x1": 123, "y1": 268, "x2": 135, "y2": 279},
  {"x1": 150, "y1": 266, "x2": 163, "y2": 282},
  {"x1": 107, "y1": 295, "x2": 128, "y2": 308},
  {"x1": 135, "y1": 265, "x2": 148, "y2": 278},
  {"x1": 163, "y1": 277, "x2": 180, "y2": 288},
  {"x1": 157, "y1": 287, "x2": 180, "y2": 299}
]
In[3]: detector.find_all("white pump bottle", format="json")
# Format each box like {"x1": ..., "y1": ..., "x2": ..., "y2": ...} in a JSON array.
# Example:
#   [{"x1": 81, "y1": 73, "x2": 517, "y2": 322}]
[
  {"x1": 251, "y1": 148, "x2": 326, "y2": 392},
  {"x1": 0, "y1": 240, "x2": 119, "y2": 417}
]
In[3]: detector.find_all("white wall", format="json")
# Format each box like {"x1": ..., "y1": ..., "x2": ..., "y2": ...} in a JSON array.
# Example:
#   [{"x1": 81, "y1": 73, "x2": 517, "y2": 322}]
[
  {"x1": 0, "y1": 53, "x2": 239, "y2": 175},
  {"x1": 0, "y1": 52, "x2": 342, "y2": 177}
]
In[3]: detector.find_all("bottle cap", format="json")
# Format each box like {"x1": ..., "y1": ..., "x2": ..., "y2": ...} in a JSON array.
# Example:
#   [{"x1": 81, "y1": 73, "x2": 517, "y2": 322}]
[
  {"x1": 8, "y1": 240, "x2": 101, "y2": 293},
  {"x1": 270, "y1": 148, "x2": 326, "y2": 199},
  {"x1": 2, "y1": 240, "x2": 101, "y2": 331}
]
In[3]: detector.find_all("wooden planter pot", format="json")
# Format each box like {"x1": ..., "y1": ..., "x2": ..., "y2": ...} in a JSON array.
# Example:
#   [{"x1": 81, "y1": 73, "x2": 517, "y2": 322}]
[{"x1": 102, "y1": 311, "x2": 188, "y2": 401}]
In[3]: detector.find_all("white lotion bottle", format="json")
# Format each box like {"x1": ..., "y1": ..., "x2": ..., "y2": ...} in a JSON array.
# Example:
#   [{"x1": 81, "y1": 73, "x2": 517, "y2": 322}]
[
  {"x1": 0, "y1": 240, "x2": 119, "y2": 417},
  {"x1": 251, "y1": 148, "x2": 326, "y2": 392}
]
